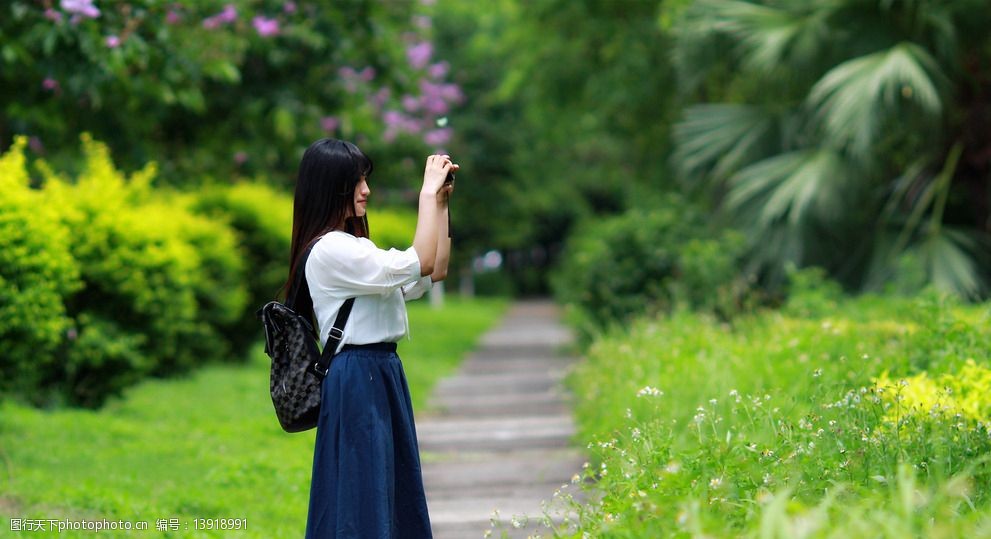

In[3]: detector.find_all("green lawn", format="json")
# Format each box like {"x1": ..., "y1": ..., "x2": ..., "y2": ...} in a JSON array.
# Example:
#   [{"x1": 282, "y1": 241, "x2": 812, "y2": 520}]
[
  {"x1": 0, "y1": 297, "x2": 506, "y2": 538},
  {"x1": 556, "y1": 288, "x2": 991, "y2": 537}
]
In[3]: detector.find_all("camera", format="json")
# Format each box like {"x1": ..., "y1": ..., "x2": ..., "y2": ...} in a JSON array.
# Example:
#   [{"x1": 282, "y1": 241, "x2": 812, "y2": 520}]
[{"x1": 445, "y1": 171, "x2": 455, "y2": 185}]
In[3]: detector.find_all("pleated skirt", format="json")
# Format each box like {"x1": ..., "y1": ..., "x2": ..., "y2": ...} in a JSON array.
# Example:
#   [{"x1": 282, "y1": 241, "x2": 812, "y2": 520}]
[{"x1": 305, "y1": 343, "x2": 432, "y2": 539}]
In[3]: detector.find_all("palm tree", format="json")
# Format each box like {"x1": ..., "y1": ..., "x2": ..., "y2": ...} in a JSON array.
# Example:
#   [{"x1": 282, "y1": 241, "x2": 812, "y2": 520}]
[{"x1": 671, "y1": 0, "x2": 991, "y2": 298}]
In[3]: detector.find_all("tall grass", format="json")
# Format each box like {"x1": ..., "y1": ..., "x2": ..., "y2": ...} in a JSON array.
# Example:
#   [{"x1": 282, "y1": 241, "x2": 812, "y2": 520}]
[
  {"x1": 0, "y1": 297, "x2": 506, "y2": 538},
  {"x1": 550, "y1": 280, "x2": 991, "y2": 537}
]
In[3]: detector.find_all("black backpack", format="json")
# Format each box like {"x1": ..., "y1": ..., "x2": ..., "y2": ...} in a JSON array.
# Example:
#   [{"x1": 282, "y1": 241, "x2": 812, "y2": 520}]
[{"x1": 257, "y1": 241, "x2": 354, "y2": 433}]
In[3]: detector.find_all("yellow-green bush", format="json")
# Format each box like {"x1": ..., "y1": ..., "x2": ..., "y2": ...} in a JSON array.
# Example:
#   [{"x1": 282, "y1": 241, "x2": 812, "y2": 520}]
[
  {"x1": 1, "y1": 135, "x2": 249, "y2": 406},
  {"x1": 876, "y1": 359, "x2": 991, "y2": 425},
  {"x1": 368, "y1": 207, "x2": 417, "y2": 250},
  {"x1": 0, "y1": 137, "x2": 82, "y2": 397},
  {"x1": 189, "y1": 182, "x2": 293, "y2": 347}
]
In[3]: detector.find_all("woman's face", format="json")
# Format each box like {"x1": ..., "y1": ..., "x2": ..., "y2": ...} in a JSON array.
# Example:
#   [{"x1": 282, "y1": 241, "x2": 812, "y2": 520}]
[{"x1": 353, "y1": 176, "x2": 370, "y2": 218}]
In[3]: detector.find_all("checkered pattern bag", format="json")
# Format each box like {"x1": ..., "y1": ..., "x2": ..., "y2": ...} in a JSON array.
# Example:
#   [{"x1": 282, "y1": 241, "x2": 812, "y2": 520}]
[{"x1": 257, "y1": 241, "x2": 353, "y2": 433}]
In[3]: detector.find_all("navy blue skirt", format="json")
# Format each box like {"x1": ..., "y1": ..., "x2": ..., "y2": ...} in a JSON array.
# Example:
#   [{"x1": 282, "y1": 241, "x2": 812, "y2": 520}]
[{"x1": 305, "y1": 343, "x2": 432, "y2": 538}]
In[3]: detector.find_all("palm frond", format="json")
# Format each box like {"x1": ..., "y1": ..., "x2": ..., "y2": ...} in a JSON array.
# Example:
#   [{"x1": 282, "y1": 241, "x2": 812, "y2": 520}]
[
  {"x1": 808, "y1": 42, "x2": 948, "y2": 158},
  {"x1": 697, "y1": 0, "x2": 833, "y2": 75},
  {"x1": 727, "y1": 148, "x2": 851, "y2": 227},
  {"x1": 919, "y1": 227, "x2": 987, "y2": 300},
  {"x1": 672, "y1": 104, "x2": 774, "y2": 182}
]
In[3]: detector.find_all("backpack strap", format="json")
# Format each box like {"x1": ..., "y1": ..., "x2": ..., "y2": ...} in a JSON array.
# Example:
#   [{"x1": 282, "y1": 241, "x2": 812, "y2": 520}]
[
  {"x1": 287, "y1": 234, "x2": 356, "y2": 378},
  {"x1": 308, "y1": 297, "x2": 355, "y2": 378},
  {"x1": 286, "y1": 239, "x2": 320, "y2": 312}
]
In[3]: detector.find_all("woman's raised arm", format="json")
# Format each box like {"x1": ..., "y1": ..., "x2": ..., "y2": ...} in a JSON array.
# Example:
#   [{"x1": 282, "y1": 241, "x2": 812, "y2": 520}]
[{"x1": 412, "y1": 154, "x2": 457, "y2": 276}]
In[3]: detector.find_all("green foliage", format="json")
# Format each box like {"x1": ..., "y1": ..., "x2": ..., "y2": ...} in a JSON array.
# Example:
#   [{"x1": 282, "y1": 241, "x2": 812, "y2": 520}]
[
  {"x1": 189, "y1": 182, "x2": 293, "y2": 346},
  {"x1": 671, "y1": 0, "x2": 991, "y2": 299},
  {"x1": 0, "y1": 135, "x2": 250, "y2": 406},
  {"x1": 434, "y1": 0, "x2": 676, "y2": 292},
  {"x1": 1, "y1": 1, "x2": 463, "y2": 190},
  {"x1": 551, "y1": 288, "x2": 991, "y2": 537},
  {"x1": 0, "y1": 137, "x2": 82, "y2": 395},
  {"x1": 0, "y1": 298, "x2": 506, "y2": 537},
  {"x1": 61, "y1": 314, "x2": 148, "y2": 409},
  {"x1": 368, "y1": 207, "x2": 416, "y2": 250},
  {"x1": 552, "y1": 198, "x2": 749, "y2": 336}
]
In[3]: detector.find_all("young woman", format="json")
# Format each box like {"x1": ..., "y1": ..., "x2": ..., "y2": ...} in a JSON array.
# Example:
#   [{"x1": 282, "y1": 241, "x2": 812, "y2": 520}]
[{"x1": 284, "y1": 138, "x2": 456, "y2": 538}]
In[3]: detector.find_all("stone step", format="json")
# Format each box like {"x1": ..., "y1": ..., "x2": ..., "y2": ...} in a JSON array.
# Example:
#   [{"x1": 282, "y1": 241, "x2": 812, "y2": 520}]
[
  {"x1": 433, "y1": 371, "x2": 565, "y2": 397},
  {"x1": 427, "y1": 493, "x2": 571, "y2": 525},
  {"x1": 459, "y1": 357, "x2": 573, "y2": 375},
  {"x1": 421, "y1": 300, "x2": 584, "y2": 539},
  {"x1": 417, "y1": 415, "x2": 575, "y2": 452},
  {"x1": 431, "y1": 519, "x2": 562, "y2": 539},
  {"x1": 429, "y1": 391, "x2": 571, "y2": 416},
  {"x1": 480, "y1": 329, "x2": 573, "y2": 348},
  {"x1": 422, "y1": 448, "x2": 585, "y2": 490},
  {"x1": 466, "y1": 346, "x2": 565, "y2": 361}
]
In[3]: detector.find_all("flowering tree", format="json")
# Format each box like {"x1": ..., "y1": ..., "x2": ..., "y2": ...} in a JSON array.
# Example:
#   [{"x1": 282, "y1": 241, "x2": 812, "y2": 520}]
[{"x1": 1, "y1": 0, "x2": 464, "y2": 188}]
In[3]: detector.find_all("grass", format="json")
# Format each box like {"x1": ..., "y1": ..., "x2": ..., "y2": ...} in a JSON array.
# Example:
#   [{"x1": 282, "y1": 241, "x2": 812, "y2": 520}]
[
  {"x1": 0, "y1": 296, "x2": 506, "y2": 538},
  {"x1": 548, "y1": 284, "x2": 991, "y2": 538}
]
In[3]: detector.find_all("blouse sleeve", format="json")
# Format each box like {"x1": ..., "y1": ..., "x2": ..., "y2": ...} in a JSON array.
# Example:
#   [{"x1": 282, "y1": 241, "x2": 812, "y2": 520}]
[
  {"x1": 401, "y1": 276, "x2": 434, "y2": 302},
  {"x1": 307, "y1": 233, "x2": 423, "y2": 297}
]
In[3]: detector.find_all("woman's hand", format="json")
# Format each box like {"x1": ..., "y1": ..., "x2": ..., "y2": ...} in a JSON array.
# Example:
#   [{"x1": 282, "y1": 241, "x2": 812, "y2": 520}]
[{"x1": 421, "y1": 154, "x2": 458, "y2": 200}]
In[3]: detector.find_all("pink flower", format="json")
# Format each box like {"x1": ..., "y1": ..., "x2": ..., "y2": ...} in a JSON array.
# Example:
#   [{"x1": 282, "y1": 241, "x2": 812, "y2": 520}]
[
  {"x1": 406, "y1": 42, "x2": 432, "y2": 70},
  {"x1": 166, "y1": 9, "x2": 182, "y2": 24},
  {"x1": 358, "y1": 66, "x2": 376, "y2": 82},
  {"x1": 439, "y1": 83, "x2": 465, "y2": 103},
  {"x1": 42, "y1": 78, "x2": 59, "y2": 91},
  {"x1": 203, "y1": 4, "x2": 236, "y2": 29},
  {"x1": 105, "y1": 35, "x2": 121, "y2": 48},
  {"x1": 218, "y1": 4, "x2": 237, "y2": 23},
  {"x1": 61, "y1": 0, "x2": 100, "y2": 18},
  {"x1": 320, "y1": 116, "x2": 339, "y2": 132},
  {"x1": 428, "y1": 61, "x2": 449, "y2": 79},
  {"x1": 423, "y1": 95, "x2": 449, "y2": 115},
  {"x1": 383, "y1": 110, "x2": 405, "y2": 128},
  {"x1": 45, "y1": 9, "x2": 63, "y2": 22},
  {"x1": 372, "y1": 87, "x2": 391, "y2": 109},
  {"x1": 423, "y1": 128, "x2": 452, "y2": 147},
  {"x1": 283, "y1": 2, "x2": 297, "y2": 14},
  {"x1": 253, "y1": 16, "x2": 280, "y2": 37},
  {"x1": 401, "y1": 95, "x2": 420, "y2": 113},
  {"x1": 338, "y1": 66, "x2": 356, "y2": 79},
  {"x1": 233, "y1": 151, "x2": 248, "y2": 165}
]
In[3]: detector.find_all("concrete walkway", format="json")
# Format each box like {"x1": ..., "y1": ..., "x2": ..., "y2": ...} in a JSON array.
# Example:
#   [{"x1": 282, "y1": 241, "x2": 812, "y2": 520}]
[{"x1": 418, "y1": 300, "x2": 585, "y2": 538}]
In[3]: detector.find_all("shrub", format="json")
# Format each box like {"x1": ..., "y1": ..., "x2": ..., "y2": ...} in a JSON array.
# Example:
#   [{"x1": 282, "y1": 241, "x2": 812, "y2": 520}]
[
  {"x1": 56, "y1": 314, "x2": 148, "y2": 408},
  {"x1": 0, "y1": 137, "x2": 82, "y2": 398},
  {"x1": 4, "y1": 135, "x2": 248, "y2": 405},
  {"x1": 41, "y1": 137, "x2": 206, "y2": 378},
  {"x1": 552, "y1": 197, "x2": 749, "y2": 335},
  {"x1": 368, "y1": 207, "x2": 416, "y2": 250},
  {"x1": 189, "y1": 182, "x2": 293, "y2": 348},
  {"x1": 148, "y1": 194, "x2": 249, "y2": 360}
]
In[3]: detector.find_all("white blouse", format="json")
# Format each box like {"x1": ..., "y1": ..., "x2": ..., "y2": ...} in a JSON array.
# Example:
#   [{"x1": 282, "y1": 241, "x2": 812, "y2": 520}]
[{"x1": 305, "y1": 231, "x2": 433, "y2": 353}]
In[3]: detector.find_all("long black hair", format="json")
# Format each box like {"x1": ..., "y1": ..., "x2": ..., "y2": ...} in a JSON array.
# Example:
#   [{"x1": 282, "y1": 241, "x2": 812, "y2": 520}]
[{"x1": 280, "y1": 138, "x2": 373, "y2": 303}]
